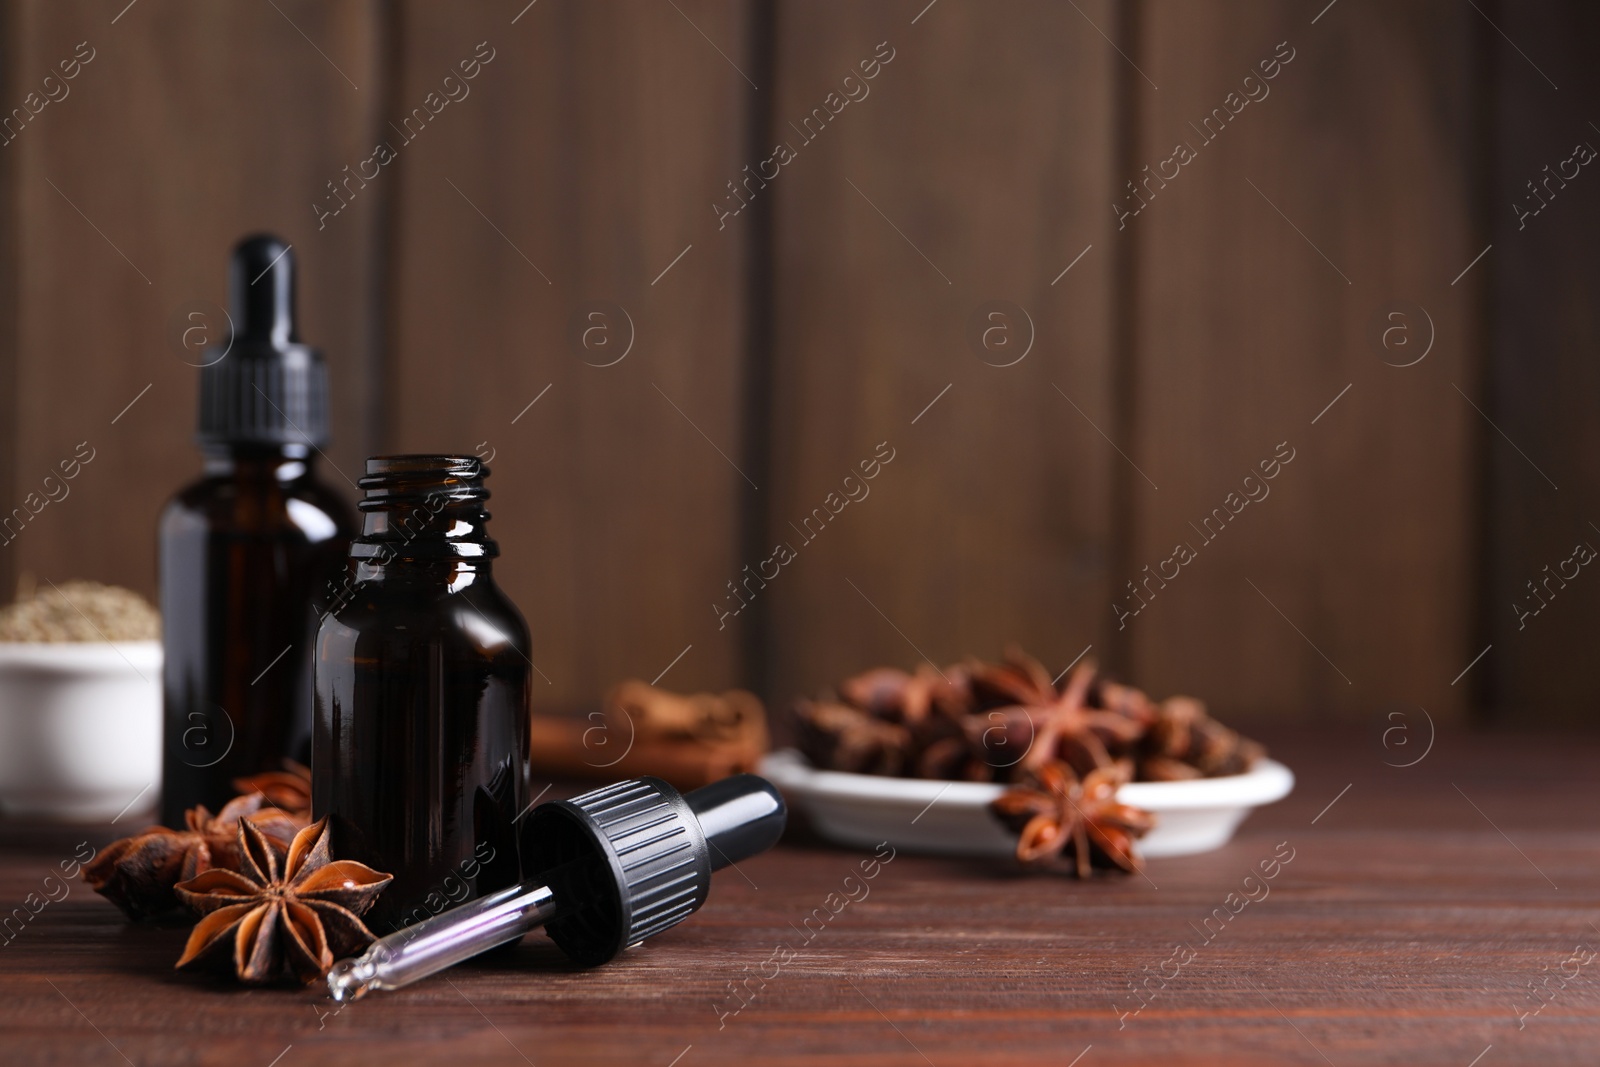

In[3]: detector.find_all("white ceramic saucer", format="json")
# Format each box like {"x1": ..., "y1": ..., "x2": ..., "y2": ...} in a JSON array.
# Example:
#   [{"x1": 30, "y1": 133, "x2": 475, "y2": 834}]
[{"x1": 758, "y1": 749, "x2": 1294, "y2": 859}]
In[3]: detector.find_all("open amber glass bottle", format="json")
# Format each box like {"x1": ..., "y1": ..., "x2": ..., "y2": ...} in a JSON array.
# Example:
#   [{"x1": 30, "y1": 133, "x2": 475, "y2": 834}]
[{"x1": 313, "y1": 455, "x2": 529, "y2": 931}]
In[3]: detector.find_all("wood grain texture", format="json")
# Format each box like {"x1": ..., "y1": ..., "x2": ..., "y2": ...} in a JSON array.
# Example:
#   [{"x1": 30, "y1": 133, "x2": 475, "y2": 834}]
[
  {"x1": 4, "y1": 728, "x2": 1598, "y2": 1065},
  {"x1": 3, "y1": 0, "x2": 385, "y2": 599},
  {"x1": 1483, "y1": 2, "x2": 1600, "y2": 722},
  {"x1": 1122, "y1": 0, "x2": 1481, "y2": 720},
  {"x1": 0, "y1": 0, "x2": 19, "y2": 604},
  {"x1": 382, "y1": 0, "x2": 754, "y2": 711},
  {"x1": 0, "y1": 0, "x2": 1592, "y2": 729},
  {"x1": 760, "y1": 0, "x2": 1120, "y2": 709}
]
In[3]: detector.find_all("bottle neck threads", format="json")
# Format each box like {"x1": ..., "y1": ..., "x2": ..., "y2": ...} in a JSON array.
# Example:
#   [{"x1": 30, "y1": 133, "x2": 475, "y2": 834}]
[{"x1": 351, "y1": 455, "x2": 497, "y2": 561}]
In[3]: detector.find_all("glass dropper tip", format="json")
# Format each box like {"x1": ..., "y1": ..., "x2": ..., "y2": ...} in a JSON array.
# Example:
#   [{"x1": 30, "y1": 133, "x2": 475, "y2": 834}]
[{"x1": 327, "y1": 955, "x2": 377, "y2": 1003}]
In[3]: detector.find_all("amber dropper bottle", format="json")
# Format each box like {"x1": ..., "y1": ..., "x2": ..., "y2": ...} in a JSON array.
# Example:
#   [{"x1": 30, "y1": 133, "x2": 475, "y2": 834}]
[
  {"x1": 159, "y1": 235, "x2": 356, "y2": 828},
  {"x1": 313, "y1": 456, "x2": 530, "y2": 931}
]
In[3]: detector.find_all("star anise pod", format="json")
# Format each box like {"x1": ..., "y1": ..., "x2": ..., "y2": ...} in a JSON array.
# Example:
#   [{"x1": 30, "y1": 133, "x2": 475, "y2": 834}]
[
  {"x1": 233, "y1": 760, "x2": 313, "y2": 820},
  {"x1": 969, "y1": 650, "x2": 1144, "y2": 777},
  {"x1": 966, "y1": 645, "x2": 1058, "y2": 706},
  {"x1": 1138, "y1": 755, "x2": 1205, "y2": 781},
  {"x1": 915, "y1": 734, "x2": 995, "y2": 781},
  {"x1": 797, "y1": 646, "x2": 1263, "y2": 792},
  {"x1": 1089, "y1": 676, "x2": 1158, "y2": 733},
  {"x1": 793, "y1": 698, "x2": 912, "y2": 775},
  {"x1": 1144, "y1": 695, "x2": 1265, "y2": 777},
  {"x1": 82, "y1": 794, "x2": 307, "y2": 920},
  {"x1": 837, "y1": 662, "x2": 972, "y2": 726},
  {"x1": 174, "y1": 816, "x2": 391, "y2": 985},
  {"x1": 989, "y1": 760, "x2": 1154, "y2": 877}
]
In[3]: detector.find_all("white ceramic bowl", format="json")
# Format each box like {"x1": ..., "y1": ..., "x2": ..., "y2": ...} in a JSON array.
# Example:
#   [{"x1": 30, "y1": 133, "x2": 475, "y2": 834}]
[
  {"x1": 0, "y1": 641, "x2": 162, "y2": 821},
  {"x1": 758, "y1": 749, "x2": 1294, "y2": 859}
]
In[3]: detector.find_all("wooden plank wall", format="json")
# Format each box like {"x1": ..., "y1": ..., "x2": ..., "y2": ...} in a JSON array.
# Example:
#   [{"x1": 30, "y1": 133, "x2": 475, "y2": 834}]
[
  {"x1": 0, "y1": 0, "x2": 17, "y2": 606},
  {"x1": 2, "y1": 0, "x2": 385, "y2": 601},
  {"x1": 384, "y1": 0, "x2": 754, "y2": 708},
  {"x1": 0, "y1": 0, "x2": 1590, "y2": 723},
  {"x1": 762, "y1": 0, "x2": 1119, "y2": 706},
  {"x1": 1123, "y1": 0, "x2": 1481, "y2": 721},
  {"x1": 1486, "y1": 1, "x2": 1600, "y2": 723}
]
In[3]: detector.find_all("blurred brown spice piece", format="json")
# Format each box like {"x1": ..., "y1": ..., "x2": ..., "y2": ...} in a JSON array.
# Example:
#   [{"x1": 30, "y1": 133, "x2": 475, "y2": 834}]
[
  {"x1": 82, "y1": 794, "x2": 306, "y2": 919},
  {"x1": 793, "y1": 646, "x2": 1263, "y2": 786},
  {"x1": 791, "y1": 646, "x2": 1264, "y2": 873},
  {"x1": 527, "y1": 680, "x2": 769, "y2": 790},
  {"x1": 233, "y1": 759, "x2": 313, "y2": 819}
]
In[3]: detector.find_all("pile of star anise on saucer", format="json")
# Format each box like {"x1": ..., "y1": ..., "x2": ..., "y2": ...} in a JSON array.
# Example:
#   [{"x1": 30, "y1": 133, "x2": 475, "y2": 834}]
[
  {"x1": 82, "y1": 762, "x2": 393, "y2": 985},
  {"x1": 791, "y1": 648, "x2": 1265, "y2": 876}
]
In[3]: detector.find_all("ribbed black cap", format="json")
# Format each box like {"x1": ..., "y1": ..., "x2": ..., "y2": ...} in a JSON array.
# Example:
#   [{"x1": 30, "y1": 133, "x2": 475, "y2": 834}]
[
  {"x1": 526, "y1": 777, "x2": 714, "y2": 968},
  {"x1": 523, "y1": 774, "x2": 786, "y2": 968},
  {"x1": 197, "y1": 234, "x2": 330, "y2": 447}
]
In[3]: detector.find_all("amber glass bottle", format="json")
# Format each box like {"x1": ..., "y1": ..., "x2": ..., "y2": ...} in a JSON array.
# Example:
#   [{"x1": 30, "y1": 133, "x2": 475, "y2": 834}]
[
  {"x1": 160, "y1": 236, "x2": 355, "y2": 828},
  {"x1": 313, "y1": 456, "x2": 530, "y2": 931}
]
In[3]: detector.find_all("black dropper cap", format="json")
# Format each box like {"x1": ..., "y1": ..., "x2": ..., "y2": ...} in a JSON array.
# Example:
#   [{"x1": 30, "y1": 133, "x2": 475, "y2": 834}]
[
  {"x1": 524, "y1": 774, "x2": 786, "y2": 967},
  {"x1": 197, "y1": 234, "x2": 331, "y2": 447}
]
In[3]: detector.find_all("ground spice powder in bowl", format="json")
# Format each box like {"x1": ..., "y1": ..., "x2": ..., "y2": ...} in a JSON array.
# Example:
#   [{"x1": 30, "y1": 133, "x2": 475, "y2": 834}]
[
  {"x1": 0, "y1": 580, "x2": 162, "y2": 820},
  {"x1": 0, "y1": 579, "x2": 161, "y2": 642}
]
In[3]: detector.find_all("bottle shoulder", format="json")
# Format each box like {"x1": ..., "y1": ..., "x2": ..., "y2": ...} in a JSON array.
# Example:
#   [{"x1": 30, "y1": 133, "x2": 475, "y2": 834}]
[
  {"x1": 162, "y1": 471, "x2": 355, "y2": 542},
  {"x1": 319, "y1": 575, "x2": 530, "y2": 659}
]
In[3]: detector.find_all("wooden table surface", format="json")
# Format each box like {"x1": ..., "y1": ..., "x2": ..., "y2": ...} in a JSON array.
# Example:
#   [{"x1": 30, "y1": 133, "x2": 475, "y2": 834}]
[{"x1": 3, "y1": 727, "x2": 1598, "y2": 1066}]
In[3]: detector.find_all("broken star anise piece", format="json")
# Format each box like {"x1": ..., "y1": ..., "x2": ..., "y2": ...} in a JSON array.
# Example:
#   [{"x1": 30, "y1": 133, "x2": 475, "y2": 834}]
[
  {"x1": 174, "y1": 816, "x2": 392, "y2": 986},
  {"x1": 989, "y1": 760, "x2": 1154, "y2": 878},
  {"x1": 233, "y1": 760, "x2": 313, "y2": 820},
  {"x1": 82, "y1": 794, "x2": 306, "y2": 920}
]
